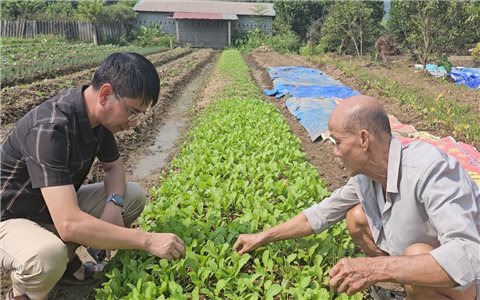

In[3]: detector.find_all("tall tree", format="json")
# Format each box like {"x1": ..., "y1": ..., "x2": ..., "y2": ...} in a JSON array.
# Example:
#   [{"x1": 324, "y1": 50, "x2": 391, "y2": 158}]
[
  {"x1": 319, "y1": 1, "x2": 380, "y2": 56},
  {"x1": 1, "y1": 0, "x2": 47, "y2": 20},
  {"x1": 388, "y1": 1, "x2": 479, "y2": 64},
  {"x1": 273, "y1": 0, "x2": 328, "y2": 40}
]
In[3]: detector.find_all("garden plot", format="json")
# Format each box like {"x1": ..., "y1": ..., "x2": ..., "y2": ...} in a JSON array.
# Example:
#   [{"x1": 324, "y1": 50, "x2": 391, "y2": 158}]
[
  {"x1": 98, "y1": 50, "x2": 359, "y2": 300},
  {"x1": 1, "y1": 35, "x2": 162, "y2": 87}
]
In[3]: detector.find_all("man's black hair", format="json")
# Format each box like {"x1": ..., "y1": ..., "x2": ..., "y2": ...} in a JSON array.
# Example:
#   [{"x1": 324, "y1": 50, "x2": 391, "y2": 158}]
[{"x1": 92, "y1": 52, "x2": 160, "y2": 107}]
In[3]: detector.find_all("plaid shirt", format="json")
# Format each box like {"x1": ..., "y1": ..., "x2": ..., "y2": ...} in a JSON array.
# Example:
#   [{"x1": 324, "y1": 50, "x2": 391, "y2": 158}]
[{"x1": 1, "y1": 86, "x2": 119, "y2": 224}]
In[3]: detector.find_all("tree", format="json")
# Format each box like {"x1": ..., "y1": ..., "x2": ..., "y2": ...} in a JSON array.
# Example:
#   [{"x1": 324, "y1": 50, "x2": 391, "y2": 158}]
[
  {"x1": 319, "y1": 1, "x2": 380, "y2": 56},
  {"x1": 0, "y1": 0, "x2": 47, "y2": 20},
  {"x1": 100, "y1": 1, "x2": 137, "y2": 26},
  {"x1": 387, "y1": 1, "x2": 477, "y2": 66},
  {"x1": 273, "y1": 0, "x2": 328, "y2": 40},
  {"x1": 43, "y1": 1, "x2": 75, "y2": 20},
  {"x1": 74, "y1": 0, "x2": 105, "y2": 23}
]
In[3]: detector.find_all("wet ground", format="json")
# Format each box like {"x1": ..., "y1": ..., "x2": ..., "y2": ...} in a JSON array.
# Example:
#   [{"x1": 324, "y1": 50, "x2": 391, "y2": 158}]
[{"x1": 126, "y1": 59, "x2": 215, "y2": 187}]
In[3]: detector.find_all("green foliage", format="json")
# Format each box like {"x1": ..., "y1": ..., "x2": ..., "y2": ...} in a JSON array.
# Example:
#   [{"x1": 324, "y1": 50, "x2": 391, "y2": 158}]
[
  {"x1": 235, "y1": 28, "x2": 302, "y2": 54},
  {"x1": 97, "y1": 50, "x2": 358, "y2": 299},
  {"x1": 306, "y1": 18, "x2": 323, "y2": 45},
  {"x1": 435, "y1": 55, "x2": 453, "y2": 73},
  {"x1": 273, "y1": 0, "x2": 329, "y2": 41},
  {"x1": 388, "y1": 1, "x2": 480, "y2": 63},
  {"x1": 99, "y1": 1, "x2": 137, "y2": 26},
  {"x1": 74, "y1": 0, "x2": 105, "y2": 23},
  {"x1": 299, "y1": 43, "x2": 323, "y2": 58},
  {"x1": 133, "y1": 24, "x2": 173, "y2": 48},
  {"x1": 319, "y1": 1, "x2": 381, "y2": 56},
  {"x1": 42, "y1": 1, "x2": 74, "y2": 20},
  {"x1": 0, "y1": 0, "x2": 47, "y2": 19},
  {"x1": 0, "y1": 35, "x2": 161, "y2": 86},
  {"x1": 472, "y1": 42, "x2": 480, "y2": 66}
]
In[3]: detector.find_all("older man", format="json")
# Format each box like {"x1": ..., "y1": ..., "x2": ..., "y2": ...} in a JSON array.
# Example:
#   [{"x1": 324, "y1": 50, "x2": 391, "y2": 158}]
[{"x1": 234, "y1": 96, "x2": 479, "y2": 299}]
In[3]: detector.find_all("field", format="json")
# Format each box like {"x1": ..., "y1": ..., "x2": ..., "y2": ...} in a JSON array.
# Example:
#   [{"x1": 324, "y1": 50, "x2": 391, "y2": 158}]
[{"x1": 1, "y1": 39, "x2": 478, "y2": 299}]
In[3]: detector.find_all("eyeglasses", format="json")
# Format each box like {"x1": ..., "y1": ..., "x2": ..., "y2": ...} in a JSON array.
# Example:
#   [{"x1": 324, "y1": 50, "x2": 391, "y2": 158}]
[{"x1": 115, "y1": 93, "x2": 143, "y2": 122}]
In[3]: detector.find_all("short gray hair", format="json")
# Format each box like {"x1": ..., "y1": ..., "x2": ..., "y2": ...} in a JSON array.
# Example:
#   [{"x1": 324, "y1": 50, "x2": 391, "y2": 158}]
[{"x1": 344, "y1": 105, "x2": 392, "y2": 140}]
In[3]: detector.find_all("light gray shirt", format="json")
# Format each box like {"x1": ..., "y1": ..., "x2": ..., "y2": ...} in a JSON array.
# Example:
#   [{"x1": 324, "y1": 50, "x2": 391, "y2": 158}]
[{"x1": 303, "y1": 137, "x2": 480, "y2": 291}]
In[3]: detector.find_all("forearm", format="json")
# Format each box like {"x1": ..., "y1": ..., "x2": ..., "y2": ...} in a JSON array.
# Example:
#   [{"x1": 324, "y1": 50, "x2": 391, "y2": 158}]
[
  {"x1": 261, "y1": 212, "x2": 314, "y2": 244},
  {"x1": 63, "y1": 210, "x2": 150, "y2": 250},
  {"x1": 103, "y1": 160, "x2": 126, "y2": 195},
  {"x1": 370, "y1": 254, "x2": 457, "y2": 287}
]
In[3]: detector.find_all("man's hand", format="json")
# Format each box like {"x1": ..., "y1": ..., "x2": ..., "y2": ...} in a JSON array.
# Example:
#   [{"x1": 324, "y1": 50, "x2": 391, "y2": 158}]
[
  {"x1": 234, "y1": 233, "x2": 266, "y2": 255},
  {"x1": 329, "y1": 257, "x2": 376, "y2": 295},
  {"x1": 145, "y1": 232, "x2": 186, "y2": 260},
  {"x1": 100, "y1": 202, "x2": 124, "y2": 228}
]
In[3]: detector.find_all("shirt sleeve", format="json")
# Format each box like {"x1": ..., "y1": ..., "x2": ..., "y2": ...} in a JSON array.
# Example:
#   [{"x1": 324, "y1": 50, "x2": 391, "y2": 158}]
[
  {"x1": 22, "y1": 124, "x2": 72, "y2": 188},
  {"x1": 96, "y1": 128, "x2": 120, "y2": 163},
  {"x1": 418, "y1": 157, "x2": 480, "y2": 287},
  {"x1": 303, "y1": 177, "x2": 360, "y2": 233}
]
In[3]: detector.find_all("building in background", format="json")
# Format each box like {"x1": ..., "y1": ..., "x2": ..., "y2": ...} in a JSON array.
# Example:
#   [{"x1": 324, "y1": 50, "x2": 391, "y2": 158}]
[{"x1": 134, "y1": 0, "x2": 275, "y2": 48}]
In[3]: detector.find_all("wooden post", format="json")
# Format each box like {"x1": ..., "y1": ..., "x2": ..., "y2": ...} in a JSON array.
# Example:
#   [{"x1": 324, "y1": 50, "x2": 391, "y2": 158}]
[
  {"x1": 228, "y1": 20, "x2": 231, "y2": 47},
  {"x1": 175, "y1": 20, "x2": 179, "y2": 42}
]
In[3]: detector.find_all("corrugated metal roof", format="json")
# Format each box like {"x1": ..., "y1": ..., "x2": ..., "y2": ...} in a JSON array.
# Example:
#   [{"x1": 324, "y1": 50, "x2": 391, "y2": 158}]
[
  {"x1": 172, "y1": 12, "x2": 238, "y2": 20},
  {"x1": 134, "y1": 0, "x2": 275, "y2": 17}
]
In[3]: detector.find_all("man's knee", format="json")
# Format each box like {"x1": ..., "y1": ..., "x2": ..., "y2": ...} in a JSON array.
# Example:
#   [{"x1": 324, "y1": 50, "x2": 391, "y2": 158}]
[
  {"x1": 123, "y1": 182, "x2": 147, "y2": 227},
  {"x1": 403, "y1": 243, "x2": 476, "y2": 300},
  {"x1": 13, "y1": 240, "x2": 68, "y2": 298},
  {"x1": 346, "y1": 204, "x2": 368, "y2": 238},
  {"x1": 125, "y1": 182, "x2": 146, "y2": 209},
  {"x1": 403, "y1": 243, "x2": 434, "y2": 256}
]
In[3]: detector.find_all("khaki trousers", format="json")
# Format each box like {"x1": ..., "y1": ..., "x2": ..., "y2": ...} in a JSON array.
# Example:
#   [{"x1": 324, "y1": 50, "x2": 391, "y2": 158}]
[{"x1": 0, "y1": 182, "x2": 146, "y2": 300}]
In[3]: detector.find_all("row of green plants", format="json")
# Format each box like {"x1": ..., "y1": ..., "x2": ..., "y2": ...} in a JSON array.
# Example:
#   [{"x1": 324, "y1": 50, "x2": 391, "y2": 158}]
[
  {"x1": 0, "y1": 35, "x2": 164, "y2": 87},
  {"x1": 97, "y1": 50, "x2": 359, "y2": 299},
  {"x1": 314, "y1": 56, "x2": 480, "y2": 146},
  {"x1": 0, "y1": 48, "x2": 198, "y2": 125}
]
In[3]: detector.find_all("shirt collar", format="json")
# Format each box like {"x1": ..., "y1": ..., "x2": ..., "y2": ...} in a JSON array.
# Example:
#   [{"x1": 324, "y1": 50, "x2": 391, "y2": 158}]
[
  {"x1": 74, "y1": 85, "x2": 96, "y2": 144},
  {"x1": 386, "y1": 137, "x2": 402, "y2": 194}
]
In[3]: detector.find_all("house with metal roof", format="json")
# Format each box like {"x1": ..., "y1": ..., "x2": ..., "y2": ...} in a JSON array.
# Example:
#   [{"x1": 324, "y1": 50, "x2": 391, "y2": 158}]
[{"x1": 134, "y1": 0, "x2": 275, "y2": 48}]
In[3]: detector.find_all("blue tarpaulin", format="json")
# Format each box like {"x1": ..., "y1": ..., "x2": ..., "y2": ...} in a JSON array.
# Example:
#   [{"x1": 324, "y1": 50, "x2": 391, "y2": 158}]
[
  {"x1": 265, "y1": 84, "x2": 360, "y2": 99},
  {"x1": 285, "y1": 97, "x2": 339, "y2": 141},
  {"x1": 414, "y1": 64, "x2": 448, "y2": 78},
  {"x1": 450, "y1": 67, "x2": 480, "y2": 89},
  {"x1": 263, "y1": 66, "x2": 359, "y2": 141},
  {"x1": 264, "y1": 66, "x2": 355, "y2": 98}
]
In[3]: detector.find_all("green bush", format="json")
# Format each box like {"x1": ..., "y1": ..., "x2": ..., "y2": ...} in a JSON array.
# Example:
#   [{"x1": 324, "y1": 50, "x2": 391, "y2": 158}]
[
  {"x1": 235, "y1": 28, "x2": 302, "y2": 53},
  {"x1": 472, "y1": 42, "x2": 480, "y2": 66},
  {"x1": 133, "y1": 23, "x2": 173, "y2": 48}
]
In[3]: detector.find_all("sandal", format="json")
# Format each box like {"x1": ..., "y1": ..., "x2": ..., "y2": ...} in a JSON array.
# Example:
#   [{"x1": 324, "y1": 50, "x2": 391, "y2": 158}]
[
  {"x1": 59, "y1": 254, "x2": 105, "y2": 286},
  {"x1": 6, "y1": 289, "x2": 30, "y2": 300}
]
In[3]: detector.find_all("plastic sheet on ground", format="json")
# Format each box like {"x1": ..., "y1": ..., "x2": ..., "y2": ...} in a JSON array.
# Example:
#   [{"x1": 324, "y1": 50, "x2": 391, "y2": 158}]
[
  {"x1": 285, "y1": 97, "x2": 339, "y2": 141},
  {"x1": 414, "y1": 64, "x2": 447, "y2": 78},
  {"x1": 267, "y1": 66, "x2": 344, "y2": 86},
  {"x1": 399, "y1": 136, "x2": 480, "y2": 186},
  {"x1": 265, "y1": 84, "x2": 360, "y2": 99},
  {"x1": 264, "y1": 66, "x2": 358, "y2": 99},
  {"x1": 449, "y1": 67, "x2": 480, "y2": 89},
  {"x1": 388, "y1": 115, "x2": 417, "y2": 135}
]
